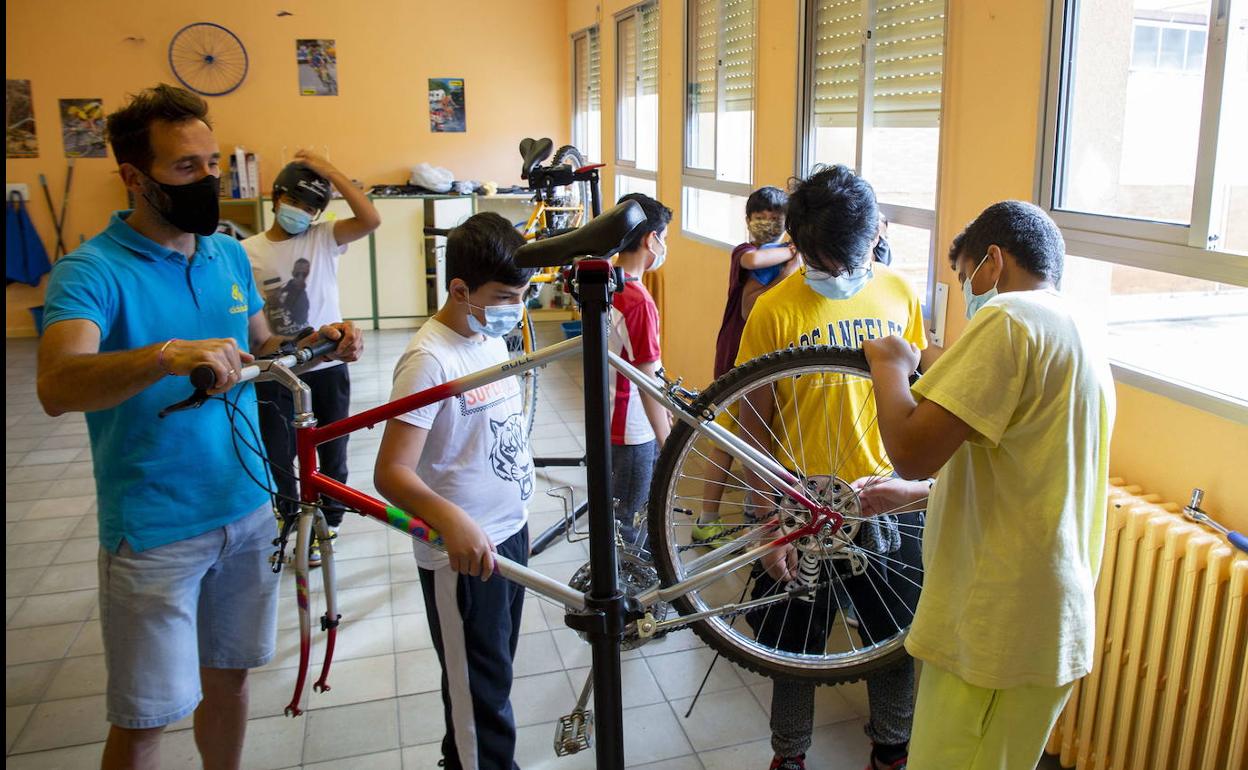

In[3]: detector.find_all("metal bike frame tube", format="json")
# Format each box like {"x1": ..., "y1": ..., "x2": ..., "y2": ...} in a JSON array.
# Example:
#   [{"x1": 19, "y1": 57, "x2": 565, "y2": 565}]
[
  {"x1": 576, "y1": 258, "x2": 626, "y2": 769},
  {"x1": 607, "y1": 351, "x2": 841, "y2": 526}
]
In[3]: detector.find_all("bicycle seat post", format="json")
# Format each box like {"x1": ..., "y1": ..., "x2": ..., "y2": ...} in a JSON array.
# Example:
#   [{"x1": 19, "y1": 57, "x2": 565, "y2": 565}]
[{"x1": 570, "y1": 257, "x2": 628, "y2": 769}]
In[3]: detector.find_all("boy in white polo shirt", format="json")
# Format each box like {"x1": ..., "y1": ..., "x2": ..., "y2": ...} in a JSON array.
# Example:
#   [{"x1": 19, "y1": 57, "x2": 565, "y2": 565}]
[{"x1": 863, "y1": 201, "x2": 1115, "y2": 769}]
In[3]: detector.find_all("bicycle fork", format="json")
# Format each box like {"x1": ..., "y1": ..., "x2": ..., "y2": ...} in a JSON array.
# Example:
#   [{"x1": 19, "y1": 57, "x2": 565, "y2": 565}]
[{"x1": 283, "y1": 395, "x2": 342, "y2": 717}]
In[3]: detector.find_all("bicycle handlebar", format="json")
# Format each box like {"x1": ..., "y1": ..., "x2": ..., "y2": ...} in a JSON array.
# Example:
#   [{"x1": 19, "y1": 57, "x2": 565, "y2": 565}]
[{"x1": 190, "y1": 337, "x2": 341, "y2": 390}]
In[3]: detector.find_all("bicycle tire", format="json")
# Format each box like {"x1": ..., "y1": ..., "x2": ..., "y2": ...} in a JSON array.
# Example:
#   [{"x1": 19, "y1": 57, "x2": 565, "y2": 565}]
[
  {"x1": 504, "y1": 308, "x2": 540, "y2": 437},
  {"x1": 550, "y1": 145, "x2": 589, "y2": 230},
  {"x1": 646, "y1": 345, "x2": 925, "y2": 683}
]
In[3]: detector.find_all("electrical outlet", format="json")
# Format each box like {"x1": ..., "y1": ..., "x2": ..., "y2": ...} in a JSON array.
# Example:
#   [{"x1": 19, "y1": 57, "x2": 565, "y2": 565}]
[
  {"x1": 931, "y1": 282, "x2": 949, "y2": 347},
  {"x1": 6, "y1": 183, "x2": 30, "y2": 201}
]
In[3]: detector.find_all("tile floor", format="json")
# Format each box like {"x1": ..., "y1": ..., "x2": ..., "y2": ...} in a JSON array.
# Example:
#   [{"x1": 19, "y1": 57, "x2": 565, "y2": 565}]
[{"x1": 6, "y1": 324, "x2": 1060, "y2": 769}]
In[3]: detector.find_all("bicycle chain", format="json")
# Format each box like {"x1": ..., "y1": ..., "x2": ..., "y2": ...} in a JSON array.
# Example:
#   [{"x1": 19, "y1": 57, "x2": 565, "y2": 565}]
[
  {"x1": 626, "y1": 576, "x2": 839, "y2": 643},
  {"x1": 677, "y1": 524, "x2": 753, "y2": 553}
]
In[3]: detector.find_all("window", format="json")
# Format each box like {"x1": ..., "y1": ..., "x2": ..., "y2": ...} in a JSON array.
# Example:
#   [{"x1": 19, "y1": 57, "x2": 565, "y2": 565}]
[
  {"x1": 571, "y1": 27, "x2": 602, "y2": 162},
  {"x1": 683, "y1": 0, "x2": 756, "y2": 244},
  {"x1": 1131, "y1": 21, "x2": 1207, "y2": 73},
  {"x1": 801, "y1": 0, "x2": 947, "y2": 307},
  {"x1": 1041, "y1": 0, "x2": 1248, "y2": 411},
  {"x1": 616, "y1": 3, "x2": 659, "y2": 197}
]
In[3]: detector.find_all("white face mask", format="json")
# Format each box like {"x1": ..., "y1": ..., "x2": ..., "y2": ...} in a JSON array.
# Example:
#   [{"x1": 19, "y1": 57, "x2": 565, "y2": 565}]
[
  {"x1": 646, "y1": 234, "x2": 668, "y2": 271},
  {"x1": 803, "y1": 264, "x2": 872, "y2": 300},
  {"x1": 962, "y1": 252, "x2": 999, "y2": 320},
  {"x1": 466, "y1": 300, "x2": 524, "y2": 337}
]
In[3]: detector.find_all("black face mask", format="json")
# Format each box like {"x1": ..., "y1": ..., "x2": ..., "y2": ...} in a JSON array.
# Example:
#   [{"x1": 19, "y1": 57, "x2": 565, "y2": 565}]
[
  {"x1": 141, "y1": 172, "x2": 220, "y2": 237},
  {"x1": 873, "y1": 236, "x2": 892, "y2": 265}
]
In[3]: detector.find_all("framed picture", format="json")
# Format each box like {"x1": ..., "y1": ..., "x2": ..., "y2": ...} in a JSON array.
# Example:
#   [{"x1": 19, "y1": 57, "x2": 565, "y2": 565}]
[
  {"x1": 428, "y1": 78, "x2": 466, "y2": 133},
  {"x1": 58, "y1": 98, "x2": 106, "y2": 158},
  {"x1": 297, "y1": 39, "x2": 338, "y2": 96},
  {"x1": 6, "y1": 79, "x2": 38, "y2": 158}
]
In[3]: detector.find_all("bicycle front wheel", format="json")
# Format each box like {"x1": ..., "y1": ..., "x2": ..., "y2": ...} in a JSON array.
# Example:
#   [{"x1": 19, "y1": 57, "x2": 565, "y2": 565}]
[
  {"x1": 646, "y1": 346, "x2": 927, "y2": 683},
  {"x1": 504, "y1": 308, "x2": 540, "y2": 437}
]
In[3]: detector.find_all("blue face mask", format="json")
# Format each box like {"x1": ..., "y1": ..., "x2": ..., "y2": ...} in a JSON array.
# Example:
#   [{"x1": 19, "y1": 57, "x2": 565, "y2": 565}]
[
  {"x1": 467, "y1": 300, "x2": 524, "y2": 338},
  {"x1": 962, "y1": 252, "x2": 999, "y2": 320},
  {"x1": 804, "y1": 264, "x2": 872, "y2": 300},
  {"x1": 276, "y1": 204, "x2": 313, "y2": 235}
]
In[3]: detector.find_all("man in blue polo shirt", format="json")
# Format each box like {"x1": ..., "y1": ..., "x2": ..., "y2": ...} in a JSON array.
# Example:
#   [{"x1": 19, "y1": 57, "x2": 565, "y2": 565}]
[{"x1": 36, "y1": 84, "x2": 363, "y2": 770}]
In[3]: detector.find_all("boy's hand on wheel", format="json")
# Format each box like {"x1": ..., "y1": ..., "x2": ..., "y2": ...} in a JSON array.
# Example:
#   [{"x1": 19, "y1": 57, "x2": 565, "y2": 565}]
[
  {"x1": 863, "y1": 335, "x2": 920, "y2": 375},
  {"x1": 851, "y1": 476, "x2": 929, "y2": 518},
  {"x1": 762, "y1": 543, "x2": 798, "y2": 582}
]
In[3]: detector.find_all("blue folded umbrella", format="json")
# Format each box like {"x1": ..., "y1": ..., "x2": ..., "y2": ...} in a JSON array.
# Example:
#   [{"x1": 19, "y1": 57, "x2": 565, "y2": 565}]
[{"x1": 6, "y1": 191, "x2": 51, "y2": 286}]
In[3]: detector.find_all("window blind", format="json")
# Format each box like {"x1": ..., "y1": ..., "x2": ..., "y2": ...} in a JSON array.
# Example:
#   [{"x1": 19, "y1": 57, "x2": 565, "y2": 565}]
[
  {"x1": 588, "y1": 26, "x2": 601, "y2": 113},
  {"x1": 640, "y1": 5, "x2": 660, "y2": 96},
  {"x1": 811, "y1": 0, "x2": 944, "y2": 128},
  {"x1": 721, "y1": 0, "x2": 756, "y2": 112},
  {"x1": 690, "y1": 0, "x2": 718, "y2": 118},
  {"x1": 873, "y1": 0, "x2": 944, "y2": 126}
]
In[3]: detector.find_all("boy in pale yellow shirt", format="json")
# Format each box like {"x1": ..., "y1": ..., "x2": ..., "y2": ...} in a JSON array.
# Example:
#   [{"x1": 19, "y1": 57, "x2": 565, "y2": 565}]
[{"x1": 863, "y1": 201, "x2": 1115, "y2": 769}]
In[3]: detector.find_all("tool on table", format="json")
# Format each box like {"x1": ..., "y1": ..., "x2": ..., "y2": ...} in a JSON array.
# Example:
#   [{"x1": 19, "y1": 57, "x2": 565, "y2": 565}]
[{"x1": 1183, "y1": 489, "x2": 1248, "y2": 554}]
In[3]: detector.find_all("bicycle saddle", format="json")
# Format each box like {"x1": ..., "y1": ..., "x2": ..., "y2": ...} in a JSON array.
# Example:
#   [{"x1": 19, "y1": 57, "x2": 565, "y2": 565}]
[
  {"x1": 519, "y1": 137, "x2": 554, "y2": 180},
  {"x1": 515, "y1": 201, "x2": 646, "y2": 268}
]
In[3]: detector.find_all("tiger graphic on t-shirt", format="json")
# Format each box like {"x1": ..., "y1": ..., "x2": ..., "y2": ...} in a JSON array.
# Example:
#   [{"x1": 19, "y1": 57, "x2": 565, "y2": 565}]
[{"x1": 488, "y1": 413, "x2": 533, "y2": 500}]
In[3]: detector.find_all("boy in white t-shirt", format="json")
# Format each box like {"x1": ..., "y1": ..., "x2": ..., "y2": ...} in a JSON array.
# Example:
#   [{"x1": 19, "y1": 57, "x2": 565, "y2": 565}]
[
  {"x1": 374, "y1": 212, "x2": 537, "y2": 770},
  {"x1": 863, "y1": 201, "x2": 1116, "y2": 770},
  {"x1": 243, "y1": 151, "x2": 379, "y2": 563}
]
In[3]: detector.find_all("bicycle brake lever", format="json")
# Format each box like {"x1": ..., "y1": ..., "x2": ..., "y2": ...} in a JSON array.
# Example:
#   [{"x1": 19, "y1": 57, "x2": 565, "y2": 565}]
[{"x1": 158, "y1": 388, "x2": 210, "y2": 419}]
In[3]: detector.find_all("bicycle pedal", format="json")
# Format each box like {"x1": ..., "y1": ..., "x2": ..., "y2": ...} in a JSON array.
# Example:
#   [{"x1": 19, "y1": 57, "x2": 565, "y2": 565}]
[{"x1": 553, "y1": 710, "x2": 593, "y2": 756}]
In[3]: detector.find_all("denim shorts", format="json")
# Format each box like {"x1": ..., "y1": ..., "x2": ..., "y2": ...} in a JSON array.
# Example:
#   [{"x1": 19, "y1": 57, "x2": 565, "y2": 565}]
[{"x1": 97, "y1": 504, "x2": 279, "y2": 729}]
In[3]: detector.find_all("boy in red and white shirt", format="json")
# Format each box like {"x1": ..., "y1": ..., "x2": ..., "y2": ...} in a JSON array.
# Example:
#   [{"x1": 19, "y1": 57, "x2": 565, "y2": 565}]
[{"x1": 609, "y1": 193, "x2": 673, "y2": 544}]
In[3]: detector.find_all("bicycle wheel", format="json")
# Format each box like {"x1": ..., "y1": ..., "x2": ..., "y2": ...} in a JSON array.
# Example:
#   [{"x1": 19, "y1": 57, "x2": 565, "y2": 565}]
[
  {"x1": 646, "y1": 346, "x2": 927, "y2": 683},
  {"x1": 504, "y1": 307, "x2": 540, "y2": 437},
  {"x1": 548, "y1": 145, "x2": 588, "y2": 231},
  {"x1": 168, "y1": 23, "x2": 249, "y2": 97}
]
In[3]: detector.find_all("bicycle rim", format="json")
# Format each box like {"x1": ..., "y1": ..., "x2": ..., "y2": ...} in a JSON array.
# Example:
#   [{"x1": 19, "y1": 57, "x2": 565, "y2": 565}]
[
  {"x1": 504, "y1": 310, "x2": 540, "y2": 437},
  {"x1": 647, "y1": 346, "x2": 926, "y2": 683}
]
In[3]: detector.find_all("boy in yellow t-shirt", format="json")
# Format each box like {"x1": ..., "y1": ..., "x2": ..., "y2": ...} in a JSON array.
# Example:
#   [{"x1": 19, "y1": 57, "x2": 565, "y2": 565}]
[
  {"x1": 735, "y1": 165, "x2": 928, "y2": 770},
  {"x1": 864, "y1": 201, "x2": 1115, "y2": 770}
]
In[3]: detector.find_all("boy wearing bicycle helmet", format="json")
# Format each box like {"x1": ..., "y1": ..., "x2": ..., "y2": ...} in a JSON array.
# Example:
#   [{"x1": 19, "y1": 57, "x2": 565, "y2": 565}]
[
  {"x1": 863, "y1": 202, "x2": 1114, "y2": 770},
  {"x1": 243, "y1": 152, "x2": 379, "y2": 565},
  {"x1": 610, "y1": 192, "x2": 675, "y2": 545},
  {"x1": 734, "y1": 165, "x2": 929, "y2": 770},
  {"x1": 375, "y1": 212, "x2": 537, "y2": 770}
]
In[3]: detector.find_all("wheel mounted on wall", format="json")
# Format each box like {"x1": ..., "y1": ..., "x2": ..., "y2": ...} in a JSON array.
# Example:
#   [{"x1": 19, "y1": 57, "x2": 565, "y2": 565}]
[{"x1": 168, "y1": 22, "x2": 249, "y2": 97}]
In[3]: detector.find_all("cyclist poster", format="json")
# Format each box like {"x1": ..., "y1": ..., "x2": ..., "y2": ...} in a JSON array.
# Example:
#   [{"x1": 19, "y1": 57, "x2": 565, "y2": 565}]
[
  {"x1": 428, "y1": 78, "x2": 466, "y2": 132},
  {"x1": 297, "y1": 39, "x2": 338, "y2": 96},
  {"x1": 58, "y1": 98, "x2": 105, "y2": 158},
  {"x1": 6, "y1": 79, "x2": 38, "y2": 158}
]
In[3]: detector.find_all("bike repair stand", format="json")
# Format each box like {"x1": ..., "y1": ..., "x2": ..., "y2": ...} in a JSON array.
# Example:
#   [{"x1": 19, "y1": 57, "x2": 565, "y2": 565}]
[{"x1": 563, "y1": 258, "x2": 640, "y2": 769}]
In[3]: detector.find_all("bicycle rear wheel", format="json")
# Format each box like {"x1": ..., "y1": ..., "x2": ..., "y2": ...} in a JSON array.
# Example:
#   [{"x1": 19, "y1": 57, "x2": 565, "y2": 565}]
[
  {"x1": 548, "y1": 145, "x2": 588, "y2": 231},
  {"x1": 504, "y1": 308, "x2": 540, "y2": 437},
  {"x1": 646, "y1": 346, "x2": 927, "y2": 683}
]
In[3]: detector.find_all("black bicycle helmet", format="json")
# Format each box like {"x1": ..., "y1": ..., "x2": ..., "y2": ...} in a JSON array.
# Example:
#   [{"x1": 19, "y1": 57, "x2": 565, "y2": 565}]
[{"x1": 273, "y1": 163, "x2": 331, "y2": 212}]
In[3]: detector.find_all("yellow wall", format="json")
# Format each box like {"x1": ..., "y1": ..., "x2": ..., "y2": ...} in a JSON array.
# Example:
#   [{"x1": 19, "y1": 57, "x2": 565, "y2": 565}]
[
  {"x1": 566, "y1": 0, "x2": 1247, "y2": 528},
  {"x1": 5, "y1": 0, "x2": 570, "y2": 335}
]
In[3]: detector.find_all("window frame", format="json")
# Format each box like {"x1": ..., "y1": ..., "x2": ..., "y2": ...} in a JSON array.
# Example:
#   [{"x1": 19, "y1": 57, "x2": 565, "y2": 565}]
[
  {"x1": 681, "y1": 0, "x2": 758, "y2": 246},
  {"x1": 615, "y1": 1, "x2": 659, "y2": 188},
  {"x1": 796, "y1": 0, "x2": 949, "y2": 320},
  {"x1": 1036, "y1": 0, "x2": 1248, "y2": 419},
  {"x1": 571, "y1": 25, "x2": 601, "y2": 164}
]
